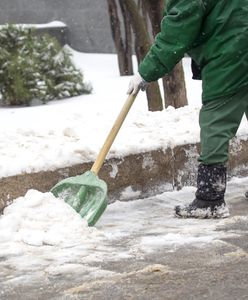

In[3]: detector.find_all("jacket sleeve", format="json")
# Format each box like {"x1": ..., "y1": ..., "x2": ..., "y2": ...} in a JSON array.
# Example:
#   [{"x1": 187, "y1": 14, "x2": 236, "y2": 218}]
[{"x1": 138, "y1": 0, "x2": 205, "y2": 82}]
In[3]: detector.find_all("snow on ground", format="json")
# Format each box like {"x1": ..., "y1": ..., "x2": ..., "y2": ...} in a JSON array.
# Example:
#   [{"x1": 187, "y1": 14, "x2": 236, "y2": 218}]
[
  {"x1": 0, "y1": 21, "x2": 67, "y2": 30},
  {"x1": 1, "y1": 49, "x2": 247, "y2": 178},
  {"x1": 0, "y1": 176, "x2": 248, "y2": 283}
]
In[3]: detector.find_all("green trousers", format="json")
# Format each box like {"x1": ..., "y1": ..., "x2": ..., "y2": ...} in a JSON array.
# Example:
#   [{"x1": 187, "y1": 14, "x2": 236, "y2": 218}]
[{"x1": 199, "y1": 87, "x2": 248, "y2": 164}]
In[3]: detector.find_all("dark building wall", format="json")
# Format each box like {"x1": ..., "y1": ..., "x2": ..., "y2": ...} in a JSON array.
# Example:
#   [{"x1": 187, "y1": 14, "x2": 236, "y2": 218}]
[{"x1": 0, "y1": 0, "x2": 115, "y2": 53}]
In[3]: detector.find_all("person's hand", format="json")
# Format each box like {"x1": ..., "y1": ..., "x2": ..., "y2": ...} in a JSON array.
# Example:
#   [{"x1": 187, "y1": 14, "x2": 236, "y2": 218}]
[{"x1": 127, "y1": 73, "x2": 147, "y2": 95}]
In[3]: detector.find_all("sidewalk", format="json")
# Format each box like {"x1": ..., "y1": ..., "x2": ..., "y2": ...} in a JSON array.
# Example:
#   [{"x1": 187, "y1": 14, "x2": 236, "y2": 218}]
[{"x1": 1, "y1": 177, "x2": 248, "y2": 300}]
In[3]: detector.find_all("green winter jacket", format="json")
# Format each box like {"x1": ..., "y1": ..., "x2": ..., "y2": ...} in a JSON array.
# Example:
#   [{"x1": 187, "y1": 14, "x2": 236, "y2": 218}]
[{"x1": 138, "y1": 0, "x2": 248, "y2": 102}]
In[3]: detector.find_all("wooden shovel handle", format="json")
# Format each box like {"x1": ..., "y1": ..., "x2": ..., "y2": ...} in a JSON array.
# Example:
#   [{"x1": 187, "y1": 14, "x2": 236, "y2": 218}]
[{"x1": 91, "y1": 92, "x2": 138, "y2": 175}]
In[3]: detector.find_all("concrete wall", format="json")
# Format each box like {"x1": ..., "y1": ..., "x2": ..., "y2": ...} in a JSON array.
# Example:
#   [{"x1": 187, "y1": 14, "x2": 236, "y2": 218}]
[{"x1": 0, "y1": 0, "x2": 115, "y2": 53}]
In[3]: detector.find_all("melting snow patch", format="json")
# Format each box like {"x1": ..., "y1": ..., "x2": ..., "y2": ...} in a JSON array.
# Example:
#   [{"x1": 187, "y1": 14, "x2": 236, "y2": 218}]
[
  {"x1": 109, "y1": 163, "x2": 119, "y2": 178},
  {"x1": 120, "y1": 186, "x2": 142, "y2": 200},
  {"x1": 142, "y1": 233, "x2": 214, "y2": 248},
  {"x1": 142, "y1": 153, "x2": 154, "y2": 169}
]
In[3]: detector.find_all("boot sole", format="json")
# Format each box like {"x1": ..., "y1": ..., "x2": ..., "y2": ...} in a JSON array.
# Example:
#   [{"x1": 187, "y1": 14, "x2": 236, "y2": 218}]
[{"x1": 174, "y1": 205, "x2": 230, "y2": 219}]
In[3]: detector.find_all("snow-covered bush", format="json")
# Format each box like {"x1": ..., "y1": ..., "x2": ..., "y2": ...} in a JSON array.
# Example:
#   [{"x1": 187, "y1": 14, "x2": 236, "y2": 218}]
[{"x1": 0, "y1": 24, "x2": 92, "y2": 106}]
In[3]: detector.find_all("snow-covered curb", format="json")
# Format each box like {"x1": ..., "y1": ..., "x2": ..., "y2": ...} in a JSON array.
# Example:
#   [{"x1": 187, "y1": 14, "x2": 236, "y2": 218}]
[
  {"x1": 0, "y1": 21, "x2": 67, "y2": 30},
  {"x1": 1, "y1": 137, "x2": 248, "y2": 212}
]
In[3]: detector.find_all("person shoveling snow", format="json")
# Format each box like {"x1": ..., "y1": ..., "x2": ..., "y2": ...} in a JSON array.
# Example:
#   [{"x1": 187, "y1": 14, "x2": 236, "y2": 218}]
[{"x1": 128, "y1": 0, "x2": 248, "y2": 219}]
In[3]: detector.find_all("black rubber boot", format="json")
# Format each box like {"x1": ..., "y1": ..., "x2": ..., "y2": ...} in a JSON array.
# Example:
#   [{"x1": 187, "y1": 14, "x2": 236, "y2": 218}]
[{"x1": 175, "y1": 164, "x2": 230, "y2": 218}]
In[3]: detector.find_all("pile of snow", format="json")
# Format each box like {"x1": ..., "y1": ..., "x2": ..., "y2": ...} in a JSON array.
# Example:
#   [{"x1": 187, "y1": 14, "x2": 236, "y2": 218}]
[{"x1": 0, "y1": 190, "x2": 100, "y2": 247}]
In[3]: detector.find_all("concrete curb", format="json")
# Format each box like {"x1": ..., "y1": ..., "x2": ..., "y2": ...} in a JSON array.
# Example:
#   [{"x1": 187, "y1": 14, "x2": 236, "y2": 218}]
[{"x1": 1, "y1": 138, "x2": 248, "y2": 212}]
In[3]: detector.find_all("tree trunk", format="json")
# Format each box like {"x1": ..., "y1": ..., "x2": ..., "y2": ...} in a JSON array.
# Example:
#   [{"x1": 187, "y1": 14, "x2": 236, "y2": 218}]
[
  {"x1": 124, "y1": 0, "x2": 163, "y2": 111},
  {"x1": 107, "y1": 0, "x2": 188, "y2": 110},
  {"x1": 163, "y1": 61, "x2": 188, "y2": 108},
  {"x1": 119, "y1": 0, "x2": 133, "y2": 75},
  {"x1": 143, "y1": 0, "x2": 163, "y2": 37},
  {"x1": 143, "y1": 0, "x2": 188, "y2": 108},
  {"x1": 107, "y1": 0, "x2": 133, "y2": 75}
]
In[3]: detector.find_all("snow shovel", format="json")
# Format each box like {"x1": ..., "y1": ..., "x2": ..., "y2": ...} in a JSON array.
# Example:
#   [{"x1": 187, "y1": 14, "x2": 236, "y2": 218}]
[{"x1": 51, "y1": 92, "x2": 138, "y2": 226}]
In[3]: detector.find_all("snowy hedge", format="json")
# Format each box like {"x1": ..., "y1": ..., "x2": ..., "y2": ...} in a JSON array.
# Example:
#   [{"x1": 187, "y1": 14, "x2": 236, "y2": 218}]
[{"x1": 0, "y1": 24, "x2": 92, "y2": 106}]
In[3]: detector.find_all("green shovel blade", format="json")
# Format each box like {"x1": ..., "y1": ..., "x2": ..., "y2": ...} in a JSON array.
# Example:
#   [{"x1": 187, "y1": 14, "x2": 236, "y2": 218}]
[{"x1": 50, "y1": 171, "x2": 107, "y2": 226}]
